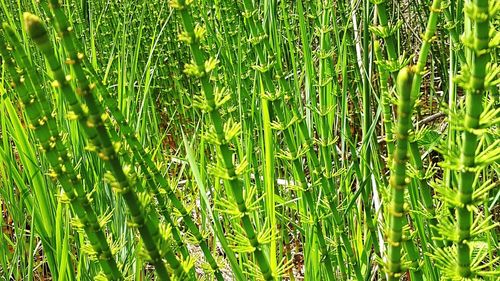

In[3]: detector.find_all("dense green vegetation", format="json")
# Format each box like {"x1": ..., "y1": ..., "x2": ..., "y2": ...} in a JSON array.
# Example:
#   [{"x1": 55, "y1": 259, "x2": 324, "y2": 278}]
[{"x1": 0, "y1": 0, "x2": 498, "y2": 280}]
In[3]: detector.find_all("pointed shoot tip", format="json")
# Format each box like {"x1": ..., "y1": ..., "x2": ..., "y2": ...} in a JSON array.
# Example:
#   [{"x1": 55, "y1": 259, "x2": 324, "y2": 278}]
[{"x1": 23, "y1": 13, "x2": 46, "y2": 41}]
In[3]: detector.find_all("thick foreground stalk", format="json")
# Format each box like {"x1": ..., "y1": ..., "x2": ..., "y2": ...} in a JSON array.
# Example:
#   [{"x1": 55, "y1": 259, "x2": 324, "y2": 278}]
[
  {"x1": 456, "y1": 0, "x2": 489, "y2": 277},
  {"x1": 386, "y1": 67, "x2": 415, "y2": 280},
  {"x1": 45, "y1": 1, "x2": 227, "y2": 279},
  {"x1": 0, "y1": 31, "x2": 122, "y2": 280},
  {"x1": 23, "y1": 13, "x2": 177, "y2": 280}
]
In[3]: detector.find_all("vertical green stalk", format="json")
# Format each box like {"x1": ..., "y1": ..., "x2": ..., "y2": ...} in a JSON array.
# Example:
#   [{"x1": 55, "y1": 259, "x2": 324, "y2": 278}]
[
  {"x1": 377, "y1": 3, "x2": 444, "y2": 274},
  {"x1": 316, "y1": 4, "x2": 349, "y2": 277},
  {"x1": 375, "y1": 0, "x2": 443, "y2": 254},
  {"x1": 456, "y1": 0, "x2": 490, "y2": 277},
  {"x1": 239, "y1": 1, "x2": 362, "y2": 279},
  {"x1": 243, "y1": 1, "x2": 368, "y2": 279},
  {"x1": 374, "y1": 0, "x2": 398, "y2": 65},
  {"x1": 360, "y1": 0, "x2": 382, "y2": 267},
  {"x1": 374, "y1": 41, "x2": 394, "y2": 157},
  {"x1": 260, "y1": 80, "x2": 276, "y2": 272},
  {"x1": 386, "y1": 67, "x2": 415, "y2": 281},
  {"x1": 443, "y1": 9, "x2": 467, "y2": 65}
]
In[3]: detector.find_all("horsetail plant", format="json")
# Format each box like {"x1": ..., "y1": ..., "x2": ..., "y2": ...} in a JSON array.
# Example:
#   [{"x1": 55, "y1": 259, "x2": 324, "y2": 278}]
[
  {"x1": 373, "y1": 0, "x2": 444, "y2": 255},
  {"x1": 44, "y1": 1, "x2": 228, "y2": 278},
  {"x1": 0, "y1": 25, "x2": 123, "y2": 281},
  {"x1": 431, "y1": 0, "x2": 500, "y2": 279},
  {"x1": 372, "y1": 0, "x2": 400, "y2": 71},
  {"x1": 46, "y1": 0, "x2": 192, "y2": 268},
  {"x1": 2, "y1": 0, "x2": 500, "y2": 280},
  {"x1": 237, "y1": 1, "x2": 364, "y2": 279},
  {"x1": 170, "y1": 1, "x2": 277, "y2": 280},
  {"x1": 409, "y1": 0, "x2": 443, "y2": 103},
  {"x1": 374, "y1": 41, "x2": 395, "y2": 160},
  {"x1": 22, "y1": 12, "x2": 189, "y2": 280},
  {"x1": 375, "y1": 42, "x2": 426, "y2": 280},
  {"x1": 230, "y1": 4, "x2": 350, "y2": 281},
  {"x1": 373, "y1": 3, "x2": 445, "y2": 278},
  {"x1": 50, "y1": 1, "x2": 239, "y2": 280},
  {"x1": 384, "y1": 66, "x2": 416, "y2": 281}
]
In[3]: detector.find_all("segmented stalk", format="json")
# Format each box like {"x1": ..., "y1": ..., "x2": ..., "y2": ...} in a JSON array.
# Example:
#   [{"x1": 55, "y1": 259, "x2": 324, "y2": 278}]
[
  {"x1": 260, "y1": 83, "x2": 277, "y2": 270},
  {"x1": 316, "y1": 5, "x2": 350, "y2": 277},
  {"x1": 171, "y1": 1, "x2": 275, "y2": 280},
  {"x1": 386, "y1": 67, "x2": 415, "y2": 281},
  {"x1": 238, "y1": 1, "x2": 365, "y2": 279},
  {"x1": 374, "y1": 41, "x2": 395, "y2": 157},
  {"x1": 374, "y1": 41, "x2": 426, "y2": 281},
  {"x1": 0, "y1": 27, "x2": 123, "y2": 280},
  {"x1": 235, "y1": 1, "x2": 366, "y2": 279},
  {"x1": 410, "y1": 0, "x2": 443, "y2": 102},
  {"x1": 46, "y1": 1, "x2": 227, "y2": 278},
  {"x1": 23, "y1": 13, "x2": 178, "y2": 280},
  {"x1": 47, "y1": 0, "x2": 195, "y2": 267},
  {"x1": 94, "y1": 42, "x2": 224, "y2": 281},
  {"x1": 407, "y1": 0, "x2": 447, "y2": 252},
  {"x1": 443, "y1": 9, "x2": 467, "y2": 65},
  {"x1": 372, "y1": 2, "x2": 437, "y2": 277},
  {"x1": 239, "y1": 1, "x2": 338, "y2": 278},
  {"x1": 374, "y1": 0, "x2": 398, "y2": 67},
  {"x1": 456, "y1": 0, "x2": 490, "y2": 277},
  {"x1": 374, "y1": 0, "x2": 443, "y2": 253}
]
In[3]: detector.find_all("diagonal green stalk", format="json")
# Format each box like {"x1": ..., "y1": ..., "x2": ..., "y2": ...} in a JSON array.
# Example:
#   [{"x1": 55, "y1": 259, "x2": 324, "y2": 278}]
[
  {"x1": 386, "y1": 67, "x2": 415, "y2": 281},
  {"x1": 410, "y1": 0, "x2": 443, "y2": 103},
  {"x1": 23, "y1": 13, "x2": 181, "y2": 280},
  {"x1": 46, "y1": 0, "x2": 194, "y2": 271},
  {"x1": 0, "y1": 26, "x2": 123, "y2": 281},
  {"x1": 3, "y1": 1, "x2": 497, "y2": 280},
  {"x1": 44, "y1": 1, "x2": 228, "y2": 278},
  {"x1": 407, "y1": 0, "x2": 447, "y2": 252}
]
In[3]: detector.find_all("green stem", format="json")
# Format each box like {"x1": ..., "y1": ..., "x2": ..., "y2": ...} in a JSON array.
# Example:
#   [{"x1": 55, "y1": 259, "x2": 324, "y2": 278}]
[
  {"x1": 0, "y1": 26, "x2": 123, "y2": 281},
  {"x1": 172, "y1": 1, "x2": 274, "y2": 279},
  {"x1": 24, "y1": 13, "x2": 175, "y2": 280},
  {"x1": 238, "y1": 1, "x2": 360, "y2": 279},
  {"x1": 374, "y1": 41, "x2": 395, "y2": 159},
  {"x1": 260, "y1": 81, "x2": 276, "y2": 272},
  {"x1": 456, "y1": 0, "x2": 490, "y2": 277},
  {"x1": 45, "y1": 1, "x2": 227, "y2": 279},
  {"x1": 410, "y1": 0, "x2": 443, "y2": 100},
  {"x1": 386, "y1": 67, "x2": 415, "y2": 281}
]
